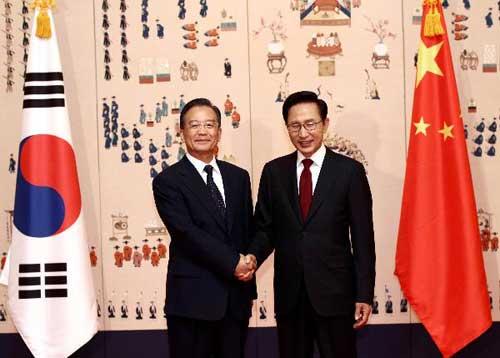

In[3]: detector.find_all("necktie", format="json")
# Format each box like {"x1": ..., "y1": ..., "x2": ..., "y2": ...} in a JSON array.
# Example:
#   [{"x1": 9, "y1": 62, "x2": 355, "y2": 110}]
[
  {"x1": 299, "y1": 159, "x2": 313, "y2": 220},
  {"x1": 204, "y1": 165, "x2": 226, "y2": 218}
]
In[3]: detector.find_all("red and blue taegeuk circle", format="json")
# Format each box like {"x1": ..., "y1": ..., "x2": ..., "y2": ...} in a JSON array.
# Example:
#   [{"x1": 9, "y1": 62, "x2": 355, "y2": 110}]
[{"x1": 14, "y1": 134, "x2": 81, "y2": 238}]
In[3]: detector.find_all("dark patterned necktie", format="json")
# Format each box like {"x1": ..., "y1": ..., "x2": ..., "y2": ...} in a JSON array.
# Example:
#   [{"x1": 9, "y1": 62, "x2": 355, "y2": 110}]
[
  {"x1": 299, "y1": 159, "x2": 313, "y2": 220},
  {"x1": 204, "y1": 165, "x2": 226, "y2": 218}
]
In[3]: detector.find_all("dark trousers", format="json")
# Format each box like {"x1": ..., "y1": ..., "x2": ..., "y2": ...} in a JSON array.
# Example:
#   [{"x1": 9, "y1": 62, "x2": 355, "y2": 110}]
[
  {"x1": 167, "y1": 313, "x2": 249, "y2": 358},
  {"x1": 276, "y1": 281, "x2": 356, "y2": 358}
]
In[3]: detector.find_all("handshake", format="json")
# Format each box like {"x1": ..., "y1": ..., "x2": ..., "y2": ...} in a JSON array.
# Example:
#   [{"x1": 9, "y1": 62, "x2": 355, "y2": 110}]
[{"x1": 234, "y1": 254, "x2": 257, "y2": 282}]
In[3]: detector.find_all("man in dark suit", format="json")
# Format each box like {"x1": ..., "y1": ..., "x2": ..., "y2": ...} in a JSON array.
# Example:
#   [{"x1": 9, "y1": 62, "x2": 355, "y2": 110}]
[
  {"x1": 152, "y1": 98, "x2": 257, "y2": 358},
  {"x1": 246, "y1": 91, "x2": 376, "y2": 358}
]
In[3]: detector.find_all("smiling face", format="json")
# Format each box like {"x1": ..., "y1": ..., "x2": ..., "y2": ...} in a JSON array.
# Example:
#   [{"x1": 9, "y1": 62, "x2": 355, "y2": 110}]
[
  {"x1": 286, "y1": 102, "x2": 329, "y2": 158},
  {"x1": 181, "y1": 105, "x2": 221, "y2": 162}
]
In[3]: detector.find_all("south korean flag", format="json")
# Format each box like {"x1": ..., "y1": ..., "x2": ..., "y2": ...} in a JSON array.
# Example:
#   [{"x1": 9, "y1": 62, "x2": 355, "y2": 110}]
[{"x1": 0, "y1": 6, "x2": 97, "y2": 358}]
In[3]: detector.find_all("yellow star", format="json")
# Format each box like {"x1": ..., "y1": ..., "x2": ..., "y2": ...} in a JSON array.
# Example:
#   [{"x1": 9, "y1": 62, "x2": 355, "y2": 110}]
[
  {"x1": 438, "y1": 122, "x2": 454, "y2": 141},
  {"x1": 416, "y1": 41, "x2": 444, "y2": 88},
  {"x1": 414, "y1": 117, "x2": 431, "y2": 136}
]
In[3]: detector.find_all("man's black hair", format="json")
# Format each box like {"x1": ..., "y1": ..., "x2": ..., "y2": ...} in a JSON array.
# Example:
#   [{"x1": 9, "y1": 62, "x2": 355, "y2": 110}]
[
  {"x1": 179, "y1": 98, "x2": 222, "y2": 129},
  {"x1": 282, "y1": 91, "x2": 328, "y2": 123}
]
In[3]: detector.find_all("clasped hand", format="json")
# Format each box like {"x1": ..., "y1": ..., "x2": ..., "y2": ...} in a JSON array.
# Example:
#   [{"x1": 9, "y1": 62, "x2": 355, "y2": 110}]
[{"x1": 234, "y1": 254, "x2": 256, "y2": 282}]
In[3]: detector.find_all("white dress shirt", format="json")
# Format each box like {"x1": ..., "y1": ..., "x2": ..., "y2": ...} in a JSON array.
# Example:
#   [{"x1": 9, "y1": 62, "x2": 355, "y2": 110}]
[
  {"x1": 296, "y1": 145, "x2": 327, "y2": 195},
  {"x1": 186, "y1": 152, "x2": 226, "y2": 205}
]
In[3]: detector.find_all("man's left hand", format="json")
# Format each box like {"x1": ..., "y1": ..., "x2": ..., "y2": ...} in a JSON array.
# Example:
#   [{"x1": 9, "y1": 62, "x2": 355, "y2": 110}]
[{"x1": 353, "y1": 302, "x2": 372, "y2": 329}]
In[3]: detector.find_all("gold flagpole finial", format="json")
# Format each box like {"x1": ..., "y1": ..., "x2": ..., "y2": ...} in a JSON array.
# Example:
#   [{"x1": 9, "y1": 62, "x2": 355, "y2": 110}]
[
  {"x1": 30, "y1": 0, "x2": 56, "y2": 39},
  {"x1": 423, "y1": 0, "x2": 445, "y2": 38}
]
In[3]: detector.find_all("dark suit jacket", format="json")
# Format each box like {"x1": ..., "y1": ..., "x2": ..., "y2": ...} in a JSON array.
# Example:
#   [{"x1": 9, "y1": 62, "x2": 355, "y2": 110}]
[
  {"x1": 152, "y1": 156, "x2": 257, "y2": 321},
  {"x1": 249, "y1": 148, "x2": 375, "y2": 317}
]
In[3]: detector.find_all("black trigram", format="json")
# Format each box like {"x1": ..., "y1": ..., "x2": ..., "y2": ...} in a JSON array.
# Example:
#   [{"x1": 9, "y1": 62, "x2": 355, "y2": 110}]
[
  {"x1": 18, "y1": 263, "x2": 68, "y2": 299},
  {"x1": 23, "y1": 72, "x2": 65, "y2": 109}
]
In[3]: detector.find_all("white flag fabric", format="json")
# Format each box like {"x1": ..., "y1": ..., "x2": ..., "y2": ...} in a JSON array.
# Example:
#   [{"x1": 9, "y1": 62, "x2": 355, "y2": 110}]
[{"x1": 1, "y1": 8, "x2": 97, "y2": 358}]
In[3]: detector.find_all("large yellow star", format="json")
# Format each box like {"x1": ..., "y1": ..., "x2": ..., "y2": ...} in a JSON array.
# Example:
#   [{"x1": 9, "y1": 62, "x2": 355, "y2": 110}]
[
  {"x1": 438, "y1": 122, "x2": 454, "y2": 141},
  {"x1": 414, "y1": 117, "x2": 431, "y2": 136},
  {"x1": 416, "y1": 41, "x2": 444, "y2": 87}
]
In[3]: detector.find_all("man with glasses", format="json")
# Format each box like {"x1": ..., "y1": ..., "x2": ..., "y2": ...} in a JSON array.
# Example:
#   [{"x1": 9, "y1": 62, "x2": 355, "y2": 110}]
[
  {"x1": 152, "y1": 98, "x2": 256, "y2": 358},
  {"x1": 245, "y1": 91, "x2": 375, "y2": 358}
]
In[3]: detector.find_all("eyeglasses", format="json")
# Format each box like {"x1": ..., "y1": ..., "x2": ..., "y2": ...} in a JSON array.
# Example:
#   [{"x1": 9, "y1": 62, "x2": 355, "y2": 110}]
[
  {"x1": 187, "y1": 121, "x2": 218, "y2": 131},
  {"x1": 287, "y1": 120, "x2": 323, "y2": 134}
]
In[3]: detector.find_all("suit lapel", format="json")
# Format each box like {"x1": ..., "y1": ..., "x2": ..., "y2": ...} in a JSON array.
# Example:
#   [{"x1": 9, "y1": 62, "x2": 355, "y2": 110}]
[
  {"x1": 304, "y1": 149, "x2": 337, "y2": 226},
  {"x1": 285, "y1": 152, "x2": 303, "y2": 225},
  {"x1": 178, "y1": 157, "x2": 227, "y2": 232},
  {"x1": 218, "y1": 160, "x2": 235, "y2": 234}
]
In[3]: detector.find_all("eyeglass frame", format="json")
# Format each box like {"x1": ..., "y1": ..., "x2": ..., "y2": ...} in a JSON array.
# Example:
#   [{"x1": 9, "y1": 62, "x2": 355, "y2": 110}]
[
  {"x1": 186, "y1": 120, "x2": 220, "y2": 131},
  {"x1": 286, "y1": 119, "x2": 324, "y2": 134}
]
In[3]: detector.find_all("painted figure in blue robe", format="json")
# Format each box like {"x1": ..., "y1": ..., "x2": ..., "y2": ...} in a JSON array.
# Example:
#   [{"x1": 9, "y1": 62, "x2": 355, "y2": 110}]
[
  {"x1": 161, "y1": 97, "x2": 168, "y2": 117},
  {"x1": 104, "y1": 135, "x2": 112, "y2": 149},
  {"x1": 177, "y1": 145, "x2": 186, "y2": 160},
  {"x1": 102, "y1": 99, "x2": 109, "y2": 117},
  {"x1": 134, "y1": 140, "x2": 143, "y2": 151},
  {"x1": 385, "y1": 297, "x2": 393, "y2": 314},
  {"x1": 142, "y1": 24, "x2": 150, "y2": 39},
  {"x1": 155, "y1": 103, "x2": 162, "y2": 123},
  {"x1": 372, "y1": 297, "x2": 379, "y2": 314},
  {"x1": 149, "y1": 140, "x2": 158, "y2": 153},
  {"x1": 132, "y1": 125, "x2": 141, "y2": 139},
  {"x1": 474, "y1": 134, "x2": 483, "y2": 145},
  {"x1": 142, "y1": 0, "x2": 148, "y2": 7},
  {"x1": 442, "y1": 0, "x2": 449, "y2": 9},
  {"x1": 200, "y1": 0, "x2": 208, "y2": 17},
  {"x1": 111, "y1": 119, "x2": 118, "y2": 132},
  {"x1": 487, "y1": 146, "x2": 496, "y2": 156},
  {"x1": 107, "y1": 301, "x2": 115, "y2": 318},
  {"x1": 179, "y1": 95, "x2": 186, "y2": 112},
  {"x1": 139, "y1": 105, "x2": 146, "y2": 124},
  {"x1": 161, "y1": 160, "x2": 169, "y2": 171},
  {"x1": 121, "y1": 140, "x2": 130, "y2": 151},
  {"x1": 149, "y1": 302, "x2": 157, "y2": 319},
  {"x1": 489, "y1": 118, "x2": 497, "y2": 132},
  {"x1": 485, "y1": 11, "x2": 493, "y2": 28},
  {"x1": 121, "y1": 152, "x2": 130, "y2": 163},
  {"x1": 134, "y1": 153, "x2": 143, "y2": 163},
  {"x1": 473, "y1": 147, "x2": 482, "y2": 157},
  {"x1": 141, "y1": 8, "x2": 149, "y2": 23},
  {"x1": 156, "y1": 21, "x2": 164, "y2": 39},
  {"x1": 488, "y1": 134, "x2": 497, "y2": 144},
  {"x1": 120, "y1": 302, "x2": 128, "y2": 318},
  {"x1": 161, "y1": 146, "x2": 170, "y2": 160},
  {"x1": 165, "y1": 128, "x2": 173, "y2": 147},
  {"x1": 476, "y1": 119, "x2": 485, "y2": 132},
  {"x1": 400, "y1": 298, "x2": 408, "y2": 313},
  {"x1": 111, "y1": 97, "x2": 118, "y2": 114},
  {"x1": 150, "y1": 167, "x2": 159, "y2": 178},
  {"x1": 8, "y1": 154, "x2": 16, "y2": 173},
  {"x1": 149, "y1": 155, "x2": 157, "y2": 166},
  {"x1": 120, "y1": 124, "x2": 129, "y2": 138},
  {"x1": 463, "y1": 0, "x2": 470, "y2": 10},
  {"x1": 112, "y1": 132, "x2": 119, "y2": 147},
  {"x1": 178, "y1": 0, "x2": 186, "y2": 19}
]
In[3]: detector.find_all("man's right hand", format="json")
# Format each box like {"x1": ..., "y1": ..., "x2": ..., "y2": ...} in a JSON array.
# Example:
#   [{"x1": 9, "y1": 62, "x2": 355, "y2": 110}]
[{"x1": 234, "y1": 254, "x2": 256, "y2": 282}]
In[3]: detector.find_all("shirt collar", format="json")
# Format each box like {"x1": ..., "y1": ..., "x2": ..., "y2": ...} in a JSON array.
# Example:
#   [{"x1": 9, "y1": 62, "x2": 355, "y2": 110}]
[
  {"x1": 296, "y1": 145, "x2": 327, "y2": 168},
  {"x1": 186, "y1": 152, "x2": 220, "y2": 176}
]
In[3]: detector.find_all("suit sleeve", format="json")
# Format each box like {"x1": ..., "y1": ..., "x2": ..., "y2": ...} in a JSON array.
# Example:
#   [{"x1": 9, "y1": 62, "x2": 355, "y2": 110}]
[
  {"x1": 348, "y1": 162, "x2": 376, "y2": 304},
  {"x1": 248, "y1": 163, "x2": 275, "y2": 267},
  {"x1": 152, "y1": 173, "x2": 240, "y2": 280}
]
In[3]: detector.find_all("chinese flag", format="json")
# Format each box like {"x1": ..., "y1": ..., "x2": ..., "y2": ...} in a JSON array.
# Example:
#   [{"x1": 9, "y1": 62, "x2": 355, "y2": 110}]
[{"x1": 395, "y1": 1, "x2": 491, "y2": 357}]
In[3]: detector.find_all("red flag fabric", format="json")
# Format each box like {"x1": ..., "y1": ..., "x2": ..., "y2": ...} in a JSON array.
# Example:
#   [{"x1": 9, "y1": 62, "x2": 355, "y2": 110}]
[{"x1": 395, "y1": 1, "x2": 492, "y2": 357}]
